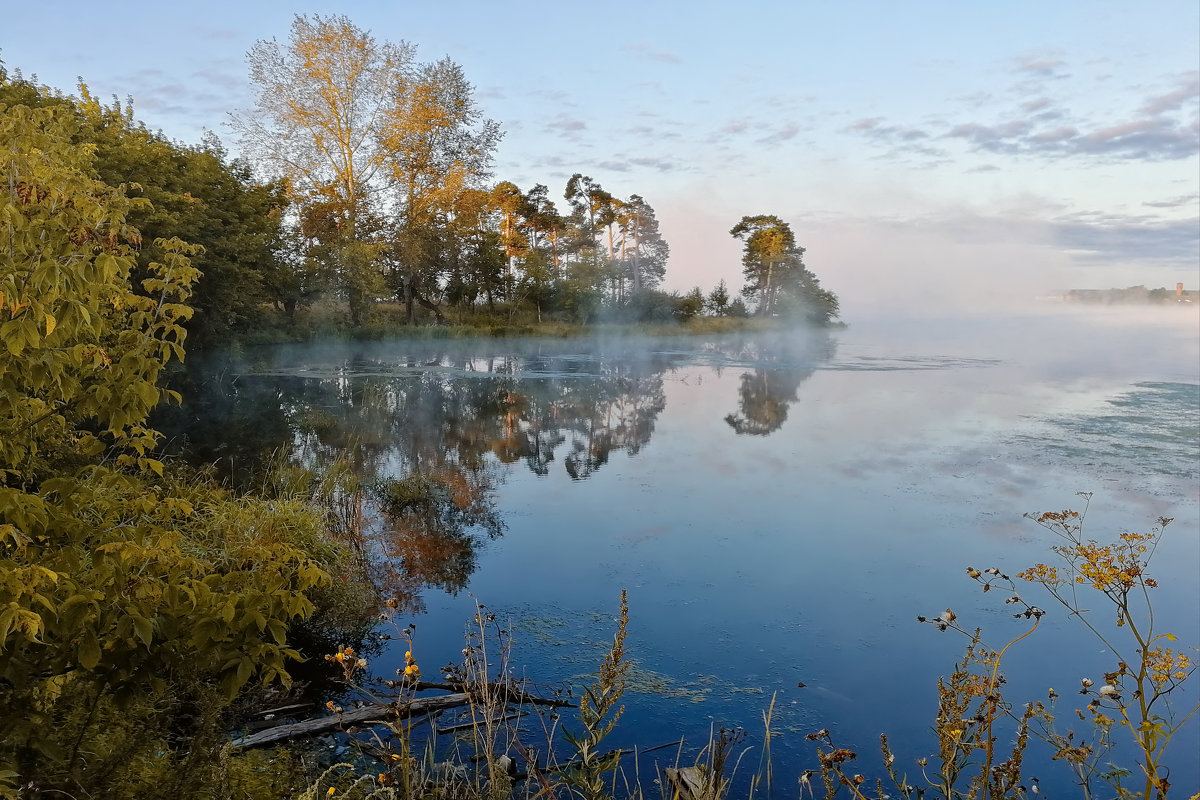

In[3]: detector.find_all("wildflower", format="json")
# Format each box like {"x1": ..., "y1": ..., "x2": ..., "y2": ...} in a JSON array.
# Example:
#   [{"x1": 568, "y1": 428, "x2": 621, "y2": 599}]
[
  {"x1": 966, "y1": 567, "x2": 981, "y2": 578},
  {"x1": 1098, "y1": 684, "x2": 1119, "y2": 697},
  {"x1": 356, "y1": 658, "x2": 368, "y2": 668},
  {"x1": 939, "y1": 608, "x2": 956, "y2": 623},
  {"x1": 326, "y1": 789, "x2": 336, "y2": 796},
  {"x1": 1080, "y1": 677, "x2": 1093, "y2": 688}
]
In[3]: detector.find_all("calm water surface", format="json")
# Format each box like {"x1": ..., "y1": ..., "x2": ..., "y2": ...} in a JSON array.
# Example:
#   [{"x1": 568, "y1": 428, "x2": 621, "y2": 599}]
[{"x1": 162, "y1": 307, "x2": 1200, "y2": 795}]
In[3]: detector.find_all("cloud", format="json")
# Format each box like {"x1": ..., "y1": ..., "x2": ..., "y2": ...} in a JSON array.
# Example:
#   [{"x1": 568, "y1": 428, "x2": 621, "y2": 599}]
[
  {"x1": 621, "y1": 42, "x2": 681, "y2": 64},
  {"x1": 848, "y1": 71, "x2": 1200, "y2": 163},
  {"x1": 756, "y1": 123, "x2": 800, "y2": 145},
  {"x1": 1052, "y1": 214, "x2": 1200, "y2": 266},
  {"x1": 1013, "y1": 53, "x2": 1068, "y2": 78},
  {"x1": 843, "y1": 117, "x2": 945, "y2": 162},
  {"x1": 1143, "y1": 193, "x2": 1199, "y2": 209},
  {"x1": 596, "y1": 156, "x2": 683, "y2": 173},
  {"x1": 947, "y1": 120, "x2": 1034, "y2": 151},
  {"x1": 476, "y1": 84, "x2": 507, "y2": 100},
  {"x1": 544, "y1": 115, "x2": 587, "y2": 140},
  {"x1": 1139, "y1": 71, "x2": 1200, "y2": 115},
  {"x1": 1028, "y1": 125, "x2": 1078, "y2": 143}
]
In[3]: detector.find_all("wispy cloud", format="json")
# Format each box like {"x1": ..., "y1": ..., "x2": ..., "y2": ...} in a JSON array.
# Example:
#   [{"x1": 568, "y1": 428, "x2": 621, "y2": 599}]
[
  {"x1": 621, "y1": 42, "x2": 681, "y2": 64},
  {"x1": 544, "y1": 114, "x2": 587, "y2": 140},
  {"x1": 1052, "y1": 213, "x2": 1200, "y2": 266},
  {"x1": 1013, "y1": 53, "x2": 1068, "y2": 78},
  {"x1": 846, "y1": 71, "x2": 1200, "y2": 163},
  {"x1": 1143, "y1": 193, "x2": 1199, "y2": 209},
  {"x1": 1139, "y1": 71, "x2": 1200, "y2": 115},
  {"x1": 757, "y1": 122, "x2": 801, "y2": 146}
]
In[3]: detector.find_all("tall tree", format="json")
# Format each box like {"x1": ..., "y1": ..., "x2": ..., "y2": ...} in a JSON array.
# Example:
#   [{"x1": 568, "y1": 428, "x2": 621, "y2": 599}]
[
  {"x1": 489, "y1": 181, "x2": 528, "y2": 295},
  {"x1": 730, "y1": 214, "x2": 838, "y2": 323},
  {"x1": 234, "y1": 15, "x2": 414, "y2": 324},
  {"x1": 382, "y1": 57, "x2": 501, "y2": 322},
  {"x1": 618, "y1": 194, "x2": 669, "y2": 295}
]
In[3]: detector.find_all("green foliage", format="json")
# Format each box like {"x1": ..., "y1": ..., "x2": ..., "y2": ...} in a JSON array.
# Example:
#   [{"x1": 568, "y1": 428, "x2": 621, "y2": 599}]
[
  {"x1": 675, "y1": 287, "x2": 706, "y2": 321},
  {"x1": 0, "y1": 97, "x2": 362, "y2": 796},
  {"x1": 0, "y1": 67, "x2": 289, "y2": 346},
  {"x1": 707, "y1": 280, "x2": 731, "y2": 316}
]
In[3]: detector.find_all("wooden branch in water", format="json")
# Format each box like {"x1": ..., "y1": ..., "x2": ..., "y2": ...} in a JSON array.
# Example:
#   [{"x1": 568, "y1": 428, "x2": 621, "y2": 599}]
[
  {"x1": 230, "y1": 693, "x2": 470, "y2": 751},
  {"x1": 230, "y1": 680, "x2": 573, "y2": 751},
  {"x1": 436, "y1": 710, "x2": 528, "y2": 735},
  {"x1": 404, "y1": 679, "x2": 575, "y2": 709}
]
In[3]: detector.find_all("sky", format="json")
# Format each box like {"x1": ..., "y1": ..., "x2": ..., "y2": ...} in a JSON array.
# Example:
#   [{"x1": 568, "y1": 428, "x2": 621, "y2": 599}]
[{"x1": 3, "y1": 1, "x2": 1198, "y2": 315}]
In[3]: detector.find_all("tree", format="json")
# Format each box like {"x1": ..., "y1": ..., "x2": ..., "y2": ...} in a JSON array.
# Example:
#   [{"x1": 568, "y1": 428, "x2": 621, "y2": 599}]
[
  {"x1": 707, "y1": 279, "x2": 731, "y2": 316},
  {"x1": 675, "y1": 287, "x2": 706, "y2": 321},
  {"x1": 233, "y1": 16, "x2": 403, "y2": 324},
  {"x1": 78, "y1": 93, "x2": 288, "y2": 345},
  {"x1": 618, "y1": 194, "x2": 669, "y2": 295},
  {"x1": 730, "y1": 214, "x2": 839, "y2": 324},
  {"x1": 382, "y1": 56, "x2": 501, "y2": 322},
  {"x1": 236, "y1": 15, "x2": 412, "y2": 227}
]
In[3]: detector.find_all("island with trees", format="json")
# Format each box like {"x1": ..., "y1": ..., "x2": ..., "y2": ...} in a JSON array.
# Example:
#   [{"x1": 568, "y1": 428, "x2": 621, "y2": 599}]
[{"x1": 2, "y1": 14, "x2": 840, "y2": 350}]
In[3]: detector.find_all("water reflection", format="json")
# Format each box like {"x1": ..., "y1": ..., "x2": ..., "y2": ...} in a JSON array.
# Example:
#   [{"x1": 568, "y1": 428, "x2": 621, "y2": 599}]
[
  {"x1": 155, "y1": 332, "x2": 838, "y2": 606},
  {"x1": 721, "y1": 334, "x2": 836, "y2": 435},
  {"x1": 373, "y1": 470, "x2": 505, "y2": 612}
]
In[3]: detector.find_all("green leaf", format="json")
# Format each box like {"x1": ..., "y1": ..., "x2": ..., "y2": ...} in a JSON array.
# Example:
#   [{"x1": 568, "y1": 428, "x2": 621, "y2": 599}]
[
  {"x1": 132, "y1": 615, "x2": 153, "y2": 647},
  {"x1": 78, "y1": 634, "x2": 101, "y2": 670}
]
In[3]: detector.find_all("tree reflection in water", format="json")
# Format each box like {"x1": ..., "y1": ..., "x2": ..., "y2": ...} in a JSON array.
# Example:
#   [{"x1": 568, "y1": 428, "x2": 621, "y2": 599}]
[
  {"x1": 722, "y1": 332, "x2": 837, "y2": 436},
  {"x1": 154, "y1": 333, "x2": 834, "y2": 607}
]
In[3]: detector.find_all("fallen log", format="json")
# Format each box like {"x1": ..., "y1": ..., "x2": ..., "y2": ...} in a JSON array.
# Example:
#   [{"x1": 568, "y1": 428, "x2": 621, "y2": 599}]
[
  {"x1": 436, "y1": 710, "x2": 528, "y2": 735},
  {"x1": 230, "y1": 692, "x2": 470, "y2": 751}
]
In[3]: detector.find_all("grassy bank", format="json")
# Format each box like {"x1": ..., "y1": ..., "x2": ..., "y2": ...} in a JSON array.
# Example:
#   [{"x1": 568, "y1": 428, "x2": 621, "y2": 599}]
[{"x1": 220, "y1": 300, "x2": 825, "y2": 347}]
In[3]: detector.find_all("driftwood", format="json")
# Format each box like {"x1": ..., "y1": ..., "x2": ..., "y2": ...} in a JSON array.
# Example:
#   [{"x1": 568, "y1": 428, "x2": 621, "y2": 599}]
[
  {"x1": 230, "y1": 693, "x2": 470, "y2": 751},
  {"x1": 436, "y1": 710, "x2": 528, "y2": 735},
  {"x1": 231, "y1": 681, "x2": 574, "y2": 752}
]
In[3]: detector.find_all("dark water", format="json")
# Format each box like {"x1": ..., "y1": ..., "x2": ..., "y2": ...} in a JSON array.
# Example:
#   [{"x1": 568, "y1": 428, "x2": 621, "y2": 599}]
[{"x1": 158, "y1": 307, "x2": 1200, "y2": 795}]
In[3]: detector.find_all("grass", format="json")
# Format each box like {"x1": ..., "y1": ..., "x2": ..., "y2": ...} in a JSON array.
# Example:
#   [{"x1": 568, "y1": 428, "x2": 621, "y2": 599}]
[{"x1": 221, "y1": 299, "x2": 807, "y2": 349}]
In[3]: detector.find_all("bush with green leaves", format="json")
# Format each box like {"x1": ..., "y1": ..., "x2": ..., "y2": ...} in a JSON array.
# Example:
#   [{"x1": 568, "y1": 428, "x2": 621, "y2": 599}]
[{"x1": 0, "y1": 96, "x2": 366, "y2": 797}]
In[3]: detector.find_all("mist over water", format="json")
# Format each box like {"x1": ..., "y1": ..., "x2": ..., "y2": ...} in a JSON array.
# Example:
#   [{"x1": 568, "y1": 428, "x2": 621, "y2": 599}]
[{"x1": 160, "y1": 306, "x2": 1200, "y2": 793}]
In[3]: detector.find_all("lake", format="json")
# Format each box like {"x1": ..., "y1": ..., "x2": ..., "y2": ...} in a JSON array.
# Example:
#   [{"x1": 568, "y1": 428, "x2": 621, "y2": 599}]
[{"x1": 159, "y1": 306, "x2": 1200, "y2": 795}]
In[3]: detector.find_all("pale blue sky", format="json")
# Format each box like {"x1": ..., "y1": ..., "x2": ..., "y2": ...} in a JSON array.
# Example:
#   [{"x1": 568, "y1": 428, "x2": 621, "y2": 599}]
[{"x1": 4, "y1": 1, "x2": 1197, "y2": 312}]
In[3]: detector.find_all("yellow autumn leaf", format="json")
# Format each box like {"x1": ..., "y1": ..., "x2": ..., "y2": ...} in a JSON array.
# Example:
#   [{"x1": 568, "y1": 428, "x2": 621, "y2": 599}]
[{"x1": 45, "y1": 313, "x2": 56, "y2": 336}]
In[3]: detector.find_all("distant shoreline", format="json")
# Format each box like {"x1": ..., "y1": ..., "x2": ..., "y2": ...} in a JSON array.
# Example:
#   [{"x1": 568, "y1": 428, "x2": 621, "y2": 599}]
[{"x1": 1047, "y1": 285, "x2": 1195, "y2": 305}]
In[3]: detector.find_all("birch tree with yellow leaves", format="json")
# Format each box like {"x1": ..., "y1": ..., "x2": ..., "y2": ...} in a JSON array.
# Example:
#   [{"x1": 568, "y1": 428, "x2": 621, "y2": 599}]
[{"x1": 234, "y1": 15, "x2": 499, "y2": 325}]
